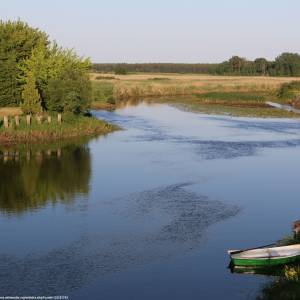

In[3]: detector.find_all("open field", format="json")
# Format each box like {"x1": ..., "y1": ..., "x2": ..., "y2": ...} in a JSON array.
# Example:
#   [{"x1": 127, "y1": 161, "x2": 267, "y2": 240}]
[
  {"x1": 91, "y1": 73, "x2": 300, "y2": 117},
  {"x1": 91, "y1": 72, "x2": 300, "y2": 83}
]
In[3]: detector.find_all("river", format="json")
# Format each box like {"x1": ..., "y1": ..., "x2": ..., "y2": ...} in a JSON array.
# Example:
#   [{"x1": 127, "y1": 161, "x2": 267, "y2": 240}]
[{"x1": 1, "y1": 102, "x2": 300, "y2": 299}]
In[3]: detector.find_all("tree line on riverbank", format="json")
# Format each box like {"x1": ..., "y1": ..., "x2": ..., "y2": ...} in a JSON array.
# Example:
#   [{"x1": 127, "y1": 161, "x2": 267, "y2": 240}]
[
  {"x1": 0, "y1": 20, "x2": 91, "y2": 113},
  {"x1": 93, "y1": 53, "x2": 300, "y2": 77}
]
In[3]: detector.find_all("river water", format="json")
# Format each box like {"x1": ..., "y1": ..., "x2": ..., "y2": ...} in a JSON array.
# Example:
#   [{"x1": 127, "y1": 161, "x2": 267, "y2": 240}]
[{"x1": 1, "y1": 102, "x2": 300, "y2": 299}]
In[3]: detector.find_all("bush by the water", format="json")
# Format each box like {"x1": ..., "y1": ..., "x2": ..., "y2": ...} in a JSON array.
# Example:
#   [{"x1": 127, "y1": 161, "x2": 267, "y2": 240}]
[
  {"x1": 0, "y1": 20, "x2": 91, "y2": 114},
  {"x1": 278, "y1": 81, "x2": 300, "y2": 106},
  {"x1": 92, "y1": 81, "x2": 115, "y2": 104}
]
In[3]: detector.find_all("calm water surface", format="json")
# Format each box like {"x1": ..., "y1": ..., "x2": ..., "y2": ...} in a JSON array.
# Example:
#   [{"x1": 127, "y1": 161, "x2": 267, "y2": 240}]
[{"x1": 1, "y1": 102, "x2": 300, "y2": 299}]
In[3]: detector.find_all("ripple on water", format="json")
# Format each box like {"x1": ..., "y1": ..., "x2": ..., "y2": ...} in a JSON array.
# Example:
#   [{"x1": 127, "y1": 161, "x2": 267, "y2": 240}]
[{"x1": 0, "y1": 183, "x2": 240, "y2": 295}]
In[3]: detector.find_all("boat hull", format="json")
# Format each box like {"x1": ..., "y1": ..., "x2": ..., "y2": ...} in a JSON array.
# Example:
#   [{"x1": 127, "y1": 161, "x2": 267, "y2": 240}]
[{"x1": 232, "y1": 254, "x2": 300, "y2": 267}]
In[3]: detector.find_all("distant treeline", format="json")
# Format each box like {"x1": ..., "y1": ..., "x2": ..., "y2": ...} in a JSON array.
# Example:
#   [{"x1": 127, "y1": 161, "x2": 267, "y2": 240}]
[{"x1": 93, "y1": 53, "x2": 300, "y2": 77}]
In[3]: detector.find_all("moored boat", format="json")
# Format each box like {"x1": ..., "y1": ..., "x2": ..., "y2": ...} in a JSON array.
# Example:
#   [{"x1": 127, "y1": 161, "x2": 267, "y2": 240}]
[{"x1": 228, "y1": 244, "x2": 300, "y2": 267}]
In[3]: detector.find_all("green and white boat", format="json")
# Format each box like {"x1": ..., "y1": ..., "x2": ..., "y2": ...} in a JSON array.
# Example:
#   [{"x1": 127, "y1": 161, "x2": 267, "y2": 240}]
[{"x1": 228, "y1": 244, "x2": 300, "y2": 267}]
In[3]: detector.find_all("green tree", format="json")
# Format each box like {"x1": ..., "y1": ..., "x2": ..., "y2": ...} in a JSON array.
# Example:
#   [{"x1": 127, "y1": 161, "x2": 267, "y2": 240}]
[
  {"x1": 21, "y1": 72, "x2": 42, "y2": 114},
  {"x1": 46, "y1": 64, "x2": 91, "y2": 114},
  {"x1": 114, "y1": 65, "x2": 128, "y2": 75},
  {"x1": 275, "y1": 53, "x2": 300, "y2": 76},
  {"x1": 20, "y1": 41, "x2": 91, "y2": 114},
  {"x1": 0, "y1": 20, "x2": 48, "y2": 106},
  {"x1": 0, "y1": 51, "x2": 19, "y2": 106},
  {"x1": 254, "y1": 58, "x2": 268, "y2": 75},
  {"x1": 228, "y1": 56, "x2": 247, "y2": 74}
]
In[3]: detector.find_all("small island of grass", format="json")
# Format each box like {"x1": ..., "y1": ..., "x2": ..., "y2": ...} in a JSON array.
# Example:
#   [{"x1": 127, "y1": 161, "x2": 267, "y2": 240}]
[
  {"x1": 0, "y1": 20, "x2": 117, "y2": 145},
  {"x1": 0, "y1": 111, "x2": 118, "y2": 145}
]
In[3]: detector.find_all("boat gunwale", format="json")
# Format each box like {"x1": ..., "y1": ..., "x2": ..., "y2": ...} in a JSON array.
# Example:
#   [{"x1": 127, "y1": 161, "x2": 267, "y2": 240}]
[
  {"x1": 232, "y1": 253, "x2": 300, "y2": 261},
  {"x1": 229, "y1": 244, "x2": 300, "y2": 260}
]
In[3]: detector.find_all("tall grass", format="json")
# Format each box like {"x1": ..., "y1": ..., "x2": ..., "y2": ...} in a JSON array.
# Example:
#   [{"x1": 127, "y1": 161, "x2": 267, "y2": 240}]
[{"x1": 90, "y1": 72, "x2": 300, "y2": 117}]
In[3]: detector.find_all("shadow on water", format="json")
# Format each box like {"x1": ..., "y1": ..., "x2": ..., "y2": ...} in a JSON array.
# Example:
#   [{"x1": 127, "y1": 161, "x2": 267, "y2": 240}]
[
  {"x1": 0, "y1": 140, "x2": 91, "y2": 215},
  {"x1": 116, "y1": 183, "x2": 241, "y2": 245}
]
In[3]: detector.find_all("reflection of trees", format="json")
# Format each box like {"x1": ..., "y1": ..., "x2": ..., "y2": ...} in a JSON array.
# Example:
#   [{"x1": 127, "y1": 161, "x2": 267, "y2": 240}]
[
  {"x1": 232, "y1": 264, "x2": 300, "y2": 300},
  {"x1": 0, "y1": 143, "x2": 91, "y2": 214},
  {"x1": 257, "y1": 279, "x2": 300, "y2": 300}
]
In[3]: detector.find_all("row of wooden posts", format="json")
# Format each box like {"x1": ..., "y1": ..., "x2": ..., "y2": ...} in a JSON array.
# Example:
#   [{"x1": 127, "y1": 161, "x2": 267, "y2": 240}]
[
  {"x1": 2, "y1": 113, "x2": 62, "y2": 128},
  {"x1": 1, "y1": 149, "x2": 62, "y2": 162}
]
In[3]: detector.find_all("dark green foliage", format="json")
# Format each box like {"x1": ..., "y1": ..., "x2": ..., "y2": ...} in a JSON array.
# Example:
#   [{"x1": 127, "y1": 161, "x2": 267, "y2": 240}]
[
  {"x1": 0, "y1": 20, "x2": 91, "y2": 114},
  {"x1": 0, "y1": 20, "x2": 48, "y2": 107},
  {"x1": 254, "y1": 58, "x2": 269, "y2": 75},
  {"x1": 197, "y1": 92, "x2": 266, "y2": 103},
  {"x1": 21, "y1": 72, "x2": 42, "y2": 114},
  {"x1": 94, "y1": 63, "x2": 219, "y2": 74},
  {"x1": 278, "y1": 81, "x2": 300, "y2": 106},
  {"x1": 278, "y1": 81, "x2": 300, "y2": 98},
  {"x1": 46, "y1": 66, "x2": 91, "y2": 114},
  {"x1": 0, "y1": 53, "x2": 19, "y2": 106},
  {"x1": 114, "y1": 65, "x2": 128, "y2": 75},
  {"x1": 93, "y1": 53, "x2": 300, "y2": 77},
  {"x1": 92, "y1": 81, "x2": 115, "y2": 104},
  {"x1": 274, "y1": 53, "x2": 300, "y2": 76}
]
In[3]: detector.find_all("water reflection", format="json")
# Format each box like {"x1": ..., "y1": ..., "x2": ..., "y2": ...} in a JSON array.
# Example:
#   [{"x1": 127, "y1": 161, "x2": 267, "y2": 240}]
[
  {"x1": 95, "y1": 102, "x2": 300, "y2": 162},
  {"x1": 257, "y1": 278, "x2": 300, "y2": 300},
  {"x1": 0, "y1": 142, "x2": 91, "y2": 215},
  {"x1": 231, "y1": 264, "x2": 300, "y2": 299},
  {"x1": 0, "y1": 183, "x2": 239, "y2": 295},
  {"x1": 1, "y1": 102, "x2": 300, "y2": 299}
]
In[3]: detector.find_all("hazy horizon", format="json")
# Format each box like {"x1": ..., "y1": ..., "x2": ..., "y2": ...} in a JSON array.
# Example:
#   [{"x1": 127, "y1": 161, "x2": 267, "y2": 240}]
[{"x1": 1, "y1": 0, "x2": 300, "y2": 63}]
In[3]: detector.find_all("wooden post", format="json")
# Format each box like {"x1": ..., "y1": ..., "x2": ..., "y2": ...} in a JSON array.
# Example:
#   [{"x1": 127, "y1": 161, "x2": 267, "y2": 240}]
[
  {"x1": 36, "y1": 150, "x2": 43, "y2": 163},
  {"x1": 26, "y1": 115, "x2": 31, "y2": 125},
  {"x1": 57, "y1": 113, "x2": 62, "y2": 124},
  {"x1": 3, "y1": 150, "x2": 8, "y2": 162},
  {"x1": 15, "y1": 150, "x2": 19, "y2": 162},
  {"x1": 15, "y1": 115, "x2": 20, "y2": 127},
  {"x1": 36, "y1": 115, "x2": 42, "y2": 125},
  {"x1": 3, "y1": 116, "x2": 9, "y2": 128},
  {"x1": 47, "y1": 116, "x2": 52, "y2": 124},
  {"x1": 26, "y1": 150, "x2": 31, "y2": 161}
]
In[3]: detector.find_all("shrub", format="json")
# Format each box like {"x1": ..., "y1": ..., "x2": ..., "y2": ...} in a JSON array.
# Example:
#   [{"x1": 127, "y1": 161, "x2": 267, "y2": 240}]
[
  {"x1": 92, "y1": 82, "x2": 115, "y2": 103},
  {"x1": 114, "y1": 66, "x2": 127, "y2": 75},
  {"x1": 278, "y1": 81, "x2": 300, "y2": 99},
  {"x1": 21, "y1": 72, "x2": 42, "y2": 114}
]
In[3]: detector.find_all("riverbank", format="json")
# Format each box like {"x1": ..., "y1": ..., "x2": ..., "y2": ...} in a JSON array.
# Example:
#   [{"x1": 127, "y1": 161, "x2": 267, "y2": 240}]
[
  {"x1": 0, "y1": 113, "x2": 119, "y2": 145},
  {"x1": 91, "y1": 73, "x2": 300, "y2": 117}
]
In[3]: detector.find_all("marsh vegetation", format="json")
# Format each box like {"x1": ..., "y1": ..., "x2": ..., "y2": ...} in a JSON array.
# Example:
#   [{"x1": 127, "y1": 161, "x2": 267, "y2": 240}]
[{"x1": 90, "y1": 73, "x2": 300, "y2": 117}]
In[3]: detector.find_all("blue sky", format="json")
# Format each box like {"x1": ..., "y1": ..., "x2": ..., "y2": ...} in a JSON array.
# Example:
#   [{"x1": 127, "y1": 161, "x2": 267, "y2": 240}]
[{"x1": 1, "y1": 0, "x2": 300, "y2": 63}]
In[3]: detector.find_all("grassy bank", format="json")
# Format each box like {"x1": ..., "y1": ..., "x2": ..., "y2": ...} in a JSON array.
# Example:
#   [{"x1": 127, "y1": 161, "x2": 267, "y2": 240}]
[
  {"x1": 90, "y1": 73, "x2": 300, "y2": 117},
  {"x1": 0, "y1": 113, "x2": 118, "y2": 145}
]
